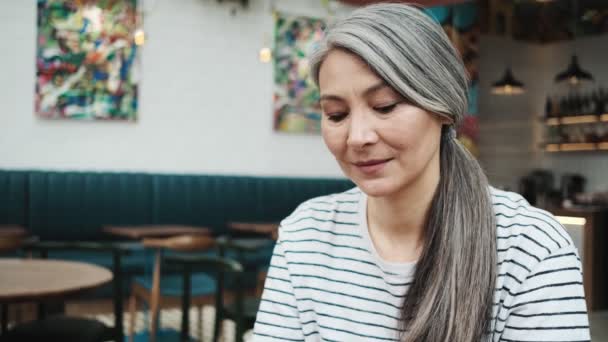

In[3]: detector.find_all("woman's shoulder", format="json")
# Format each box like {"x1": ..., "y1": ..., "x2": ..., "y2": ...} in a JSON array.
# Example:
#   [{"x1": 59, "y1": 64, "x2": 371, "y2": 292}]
[
  {"x1": 489, "y1": 186, "x2": 578, "y2": 268},
  {"x1": 276, "y1": 187, "x2": 363, "y2": 238}
]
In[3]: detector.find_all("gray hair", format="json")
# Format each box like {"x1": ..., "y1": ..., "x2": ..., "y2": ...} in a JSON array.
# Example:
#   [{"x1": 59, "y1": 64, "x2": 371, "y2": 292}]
[{"x1": 310, "y1": 4, "x2": 497, "y2": 342}]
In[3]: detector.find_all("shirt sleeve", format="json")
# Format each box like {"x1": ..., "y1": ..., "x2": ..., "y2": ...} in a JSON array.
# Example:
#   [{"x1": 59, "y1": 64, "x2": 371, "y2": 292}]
[
  {"x1": 252, "y1": 236, "x2": 305, "y2": 341},
  {"x1": 499, "y1": 245, "x2": 591, "y2": 342}
]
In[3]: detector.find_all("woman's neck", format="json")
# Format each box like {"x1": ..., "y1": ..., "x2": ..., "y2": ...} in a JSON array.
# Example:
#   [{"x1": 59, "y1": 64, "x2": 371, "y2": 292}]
[{"x1": 366, "y1": 156, "x2": 440, "y2": 262}]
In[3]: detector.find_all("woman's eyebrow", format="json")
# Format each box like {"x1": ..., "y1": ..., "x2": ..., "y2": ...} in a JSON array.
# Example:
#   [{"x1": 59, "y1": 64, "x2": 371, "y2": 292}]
[
  {"x1": 362, "y1": 82, "x2": 390, "y2": 97},
  {"x1": 319, "y1": 94, "x2": 343, "y2": 102}
]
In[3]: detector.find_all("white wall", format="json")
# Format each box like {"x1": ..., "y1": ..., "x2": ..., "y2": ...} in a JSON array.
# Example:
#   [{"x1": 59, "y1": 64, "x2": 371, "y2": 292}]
[
  {"x1": 478, "y1": 34, "x2": 608, "y2": 192},
  {"x1": 0, "y1": 0, "x2": 351, "y2": 178},
  {"x1": 478, "y1": 36, "x2": 547, "y2": 191}
]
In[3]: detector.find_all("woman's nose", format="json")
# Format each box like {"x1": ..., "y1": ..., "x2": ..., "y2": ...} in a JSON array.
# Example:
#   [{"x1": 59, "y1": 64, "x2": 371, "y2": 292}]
[{"x1": 346, "y1": 111, "x2": 379, "y2": 149}]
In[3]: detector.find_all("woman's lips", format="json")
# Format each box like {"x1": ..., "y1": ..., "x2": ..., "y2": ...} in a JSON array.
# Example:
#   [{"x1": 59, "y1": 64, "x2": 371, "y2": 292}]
[{"x1": 353, "y1": 158, "x2": 393, "y2": 175}]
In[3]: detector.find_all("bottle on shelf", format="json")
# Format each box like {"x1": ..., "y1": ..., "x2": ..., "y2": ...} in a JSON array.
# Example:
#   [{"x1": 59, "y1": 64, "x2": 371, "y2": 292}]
[
  {"x1": 597, "y1": 87, "x2": 606, "y2": 115},
  {"x1": 543, "y1": 85, "x2": 608, "y2": 151},
  {"x1": 549, "y1": 86, "x2": 608, "y2": 117},
  {"x1": 545, "y1": 96, "x2": 553, "y2": 118}
]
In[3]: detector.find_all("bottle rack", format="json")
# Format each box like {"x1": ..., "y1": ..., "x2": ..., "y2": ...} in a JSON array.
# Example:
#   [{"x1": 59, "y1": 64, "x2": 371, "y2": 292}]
[
  {"x1": 544, "y1": 141, "x2": 608, "y2": 152},
  {"x1": 541, "y1": 114, "x2": 608, "y2": 152},
  {"x1": 541, "y1": 87, "x2": 608, "y2": 152}
]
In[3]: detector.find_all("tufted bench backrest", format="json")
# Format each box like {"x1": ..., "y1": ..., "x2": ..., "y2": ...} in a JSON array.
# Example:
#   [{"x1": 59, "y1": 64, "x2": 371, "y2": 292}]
[{"x1": 0, "y1": 170, "x2": 353, "y2": 241}]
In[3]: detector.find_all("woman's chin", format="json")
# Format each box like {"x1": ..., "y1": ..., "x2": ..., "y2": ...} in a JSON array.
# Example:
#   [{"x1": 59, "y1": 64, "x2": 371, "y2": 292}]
[{"x1": 354, "y1": 178, "x2": 399, "y2": 198}]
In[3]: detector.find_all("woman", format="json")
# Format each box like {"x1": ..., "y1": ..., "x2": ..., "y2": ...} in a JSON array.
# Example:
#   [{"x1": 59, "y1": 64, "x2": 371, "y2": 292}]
[{"x1": 253, "y1": 4, "x2": 589, "y2": 341}]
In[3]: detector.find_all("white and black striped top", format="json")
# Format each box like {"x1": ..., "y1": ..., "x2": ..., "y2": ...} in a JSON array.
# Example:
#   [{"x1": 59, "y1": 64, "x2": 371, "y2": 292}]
[{"x1": 253, "y1": 187, "x2": 590, "y2": 341}]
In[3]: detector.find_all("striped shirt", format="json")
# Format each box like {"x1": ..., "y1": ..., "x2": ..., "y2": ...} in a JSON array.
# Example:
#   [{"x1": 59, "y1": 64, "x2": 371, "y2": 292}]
[{"x1": 253, "y1": 187, "x2": 590, "y2": 341}]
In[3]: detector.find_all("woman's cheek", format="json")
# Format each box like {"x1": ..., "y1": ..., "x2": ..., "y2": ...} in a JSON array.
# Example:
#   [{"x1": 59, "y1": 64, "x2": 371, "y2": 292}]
[{"x1": 322, "y1": 127, "x2": 346, "y2": 157}]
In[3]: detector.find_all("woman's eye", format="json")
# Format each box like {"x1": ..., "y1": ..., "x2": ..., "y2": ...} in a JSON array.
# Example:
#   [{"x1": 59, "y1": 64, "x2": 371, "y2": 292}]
[
  {"x1": 374, "y1": 103, "x2": 398, "y2": 114},
  {"x1": 326, "y1": 113, "x2": 347, "y2": 122}
]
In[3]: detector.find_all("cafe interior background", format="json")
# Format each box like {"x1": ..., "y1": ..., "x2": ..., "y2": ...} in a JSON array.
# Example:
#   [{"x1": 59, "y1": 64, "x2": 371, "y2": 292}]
[{"x1": 0, "y1": 0, "x2": 607, "y2": 341}]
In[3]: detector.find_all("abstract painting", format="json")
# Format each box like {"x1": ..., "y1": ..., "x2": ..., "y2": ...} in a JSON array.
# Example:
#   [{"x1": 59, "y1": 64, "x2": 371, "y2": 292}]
[
  {"x1": 36, "y1": 0, "x2": 140, "y2": 121},
  {"x1": 273, "y1": 12, "x2": 326, "y2": 134}
]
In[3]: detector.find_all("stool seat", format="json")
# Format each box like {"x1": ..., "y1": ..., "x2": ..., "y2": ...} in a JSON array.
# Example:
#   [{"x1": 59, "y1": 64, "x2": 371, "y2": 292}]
[{"x1": 134, "y1": 273, "x2": 216, "y2": 297}]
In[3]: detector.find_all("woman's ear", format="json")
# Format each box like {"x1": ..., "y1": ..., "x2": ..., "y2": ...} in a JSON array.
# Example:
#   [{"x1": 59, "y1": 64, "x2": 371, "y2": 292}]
[{"x1": 434, "y1": 112, "x2": 454, "y2": 126}]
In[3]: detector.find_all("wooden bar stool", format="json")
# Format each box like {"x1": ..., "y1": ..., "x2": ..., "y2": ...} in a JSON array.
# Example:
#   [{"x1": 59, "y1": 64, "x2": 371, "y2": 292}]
[{"x1": 128, "y1": 234, "x2": 216, "y2": 342}]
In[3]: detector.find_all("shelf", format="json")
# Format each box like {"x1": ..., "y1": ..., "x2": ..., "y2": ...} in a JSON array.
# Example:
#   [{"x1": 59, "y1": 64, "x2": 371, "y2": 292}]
[
  {"x1": 544, "y1": 113, "x2": 608, "y2": 126},
  {"x1": 544, "y1": 142, "x2": 608, "y2": 152}
]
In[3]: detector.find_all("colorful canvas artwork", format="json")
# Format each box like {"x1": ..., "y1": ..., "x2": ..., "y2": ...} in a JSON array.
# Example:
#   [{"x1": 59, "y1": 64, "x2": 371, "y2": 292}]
[
  {"x1": 273, "y1": 12, "x2": 326, "y2": 134},
  {"x1": 36, "y1": 0, "x2": 140, "y2": 121}
]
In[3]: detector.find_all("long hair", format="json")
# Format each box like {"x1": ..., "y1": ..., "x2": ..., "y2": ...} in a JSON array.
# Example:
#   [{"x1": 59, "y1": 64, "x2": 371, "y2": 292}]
[{"x1": 309, "y1": 4, "x2": 497, "y2": 341}]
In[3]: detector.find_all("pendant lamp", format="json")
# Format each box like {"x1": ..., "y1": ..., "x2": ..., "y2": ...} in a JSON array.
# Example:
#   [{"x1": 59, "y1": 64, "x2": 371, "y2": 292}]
[
  {"x1": 492, "y1": 67, "x2": 525, "y2": 95},
  {"x1": 554, "y1": 0, "x2": 594, "y2": 85},
  {"x1": 555, "y1": 55, "x2": 593, "y2": 85}
]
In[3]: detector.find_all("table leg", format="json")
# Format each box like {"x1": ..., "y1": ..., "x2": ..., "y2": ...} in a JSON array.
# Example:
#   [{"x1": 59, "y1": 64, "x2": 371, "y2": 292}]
[
  {"x1": 37, "y1": 301, "x2": 64, "y2": 320},
  {"x1": 150, "y1": 249, "x2": 162, "y2": 342},
  {"x1": 37, "y1": 303, "x2": 46, "y2": 320},
  {"x1": 1, "y1": 304, "x2": 7, "y2": 333},
  {"x1": 112, "y1": 251, "x2": 124, "y2": 342}
]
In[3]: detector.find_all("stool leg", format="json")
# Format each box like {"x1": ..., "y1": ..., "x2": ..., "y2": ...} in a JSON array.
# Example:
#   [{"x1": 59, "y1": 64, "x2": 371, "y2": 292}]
[
  {"x1": 150, "y1": 299, "x2": 160, "y2": 342},
  {"x1": 197, "y1": 305, "x2": 203, "y2": 341},
  {"x1": 236, "y1": 318, "x2": 244, "y2": 342},
  {"x1": 14, "y1": 304, "x2": 22, "y2": 326},
  {"x1": 256, "y1": 271, "x2": 267, "y2": 297},
  {"x1": 150, "y1": 249, "x2": 162, "y2": 342},
  {"x1": 180, "y1": 268, "x2": 191, "y2": 342},
  {"x1": 128, "y1": 293, "x2": 136, "y2": 342}
]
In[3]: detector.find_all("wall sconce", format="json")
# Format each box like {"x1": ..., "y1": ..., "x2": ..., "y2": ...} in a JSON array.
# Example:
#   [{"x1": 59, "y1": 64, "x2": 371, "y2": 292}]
[
  {"x1": 134, "y1": 28, "x2": 146, "y2": 46},
  {"x1": 259, "y1": 47, "x2": 272, "y2": 63}
]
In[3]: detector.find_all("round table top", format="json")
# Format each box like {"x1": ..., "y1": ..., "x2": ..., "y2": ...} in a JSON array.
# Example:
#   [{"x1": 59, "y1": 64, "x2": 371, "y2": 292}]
[
  {"x1": 0, "y1": 259, "x2": 113, "y2": 303},
  {"x1": 0, "y1": 225, "x2": 27, "y2": 237},
  {"x1": 103, "y1": 225, "x2": 211, "y2": 239}
]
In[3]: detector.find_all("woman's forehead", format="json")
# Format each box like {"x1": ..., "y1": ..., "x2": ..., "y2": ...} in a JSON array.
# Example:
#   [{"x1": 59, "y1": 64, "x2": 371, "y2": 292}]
[{"x1": 318, "y1": 50, "x2": 388, "y2": 95}]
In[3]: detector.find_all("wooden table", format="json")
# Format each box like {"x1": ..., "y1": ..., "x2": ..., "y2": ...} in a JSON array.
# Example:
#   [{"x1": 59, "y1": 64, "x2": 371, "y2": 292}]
[
  {"x1": 227, "y1": 222, "x2": 279, "y2": 240},
  {"x1": 103, "y1": 225, "x2": 211, "y2": 240},
  {"x1": 0, "y1": 259, "x2": 112, "y2": 304},
  {"x1": 0, "y1": 226, "x2": 27, "y2": 237},
  {"x1": 219, "y1": 237, "x2": 275, "y2": 253},
  {"x1": 0, "y1": 225, "x2": 29, "y2": 253}
]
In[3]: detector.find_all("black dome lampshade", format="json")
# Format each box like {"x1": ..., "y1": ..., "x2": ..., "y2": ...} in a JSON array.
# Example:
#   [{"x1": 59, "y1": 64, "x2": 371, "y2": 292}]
[
  {"x1": 492, "y1": 67, "x2": 525, "y2": 95},
  {"x1": 554, "y1": 55, "x2": 594, "y2": 85}
]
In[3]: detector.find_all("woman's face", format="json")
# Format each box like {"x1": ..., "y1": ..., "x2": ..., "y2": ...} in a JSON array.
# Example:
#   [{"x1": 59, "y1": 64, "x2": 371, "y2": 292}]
[{"x1": 318, "y1": 49, "x2": 449, "y2": 198}]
